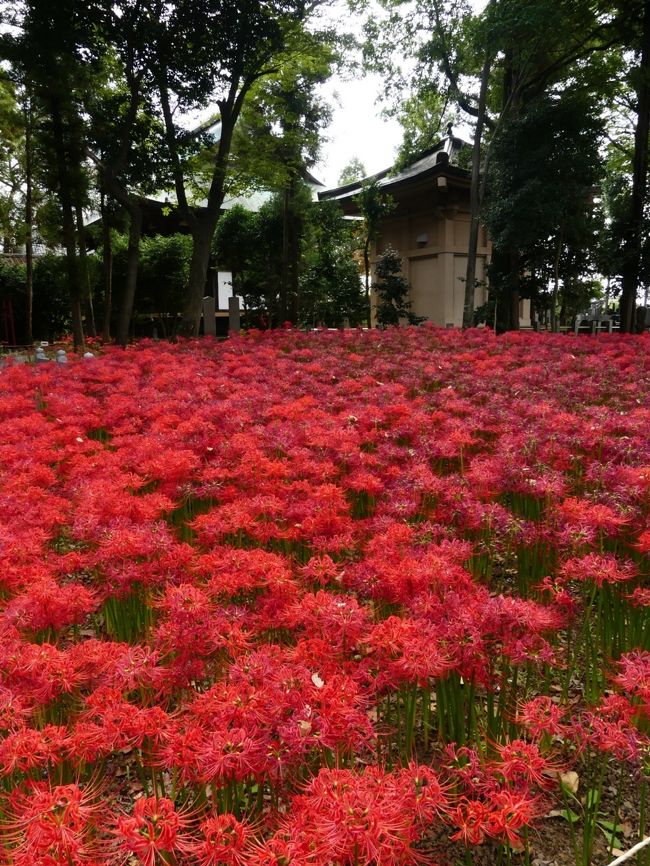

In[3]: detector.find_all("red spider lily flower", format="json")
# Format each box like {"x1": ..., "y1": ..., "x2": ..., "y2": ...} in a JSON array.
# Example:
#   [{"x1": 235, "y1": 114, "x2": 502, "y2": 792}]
[
  {"x1": 0, "y1": 724, "x2": 68, "y2": 775},
  {"x1": 3, "y1": 577, "x2": 98, "y2": 634},
  {"x1": 245, "y1": 833, "x2": 309, "y2": 866},
  {"x1": 628, "y1": 587, "x2": 650, "y2": 607},
  {"x1": 484, "y1": 789, "x2": 542, "y2": 848},
  {"x1": 637, "y1": 527, "x2": 650, "y2": 554},
  {"x1": 395, "y1": 763, "x2": 450, "y2": 822},
  {"x1": 288, "y1": 766, "x2": 439, "y2": 864},
  {"x1": 112, "y1": 796, "x2": 194, "y2": 866},
  {"x1": 559, "y1": 552, "x2": 638, "y2": 587},
  {"x1": 299, "y1": 554, "x2": 342, "y2": 587},
  {"x1": 577, "y1": 696, "x2": 647, "y2": 762},
  {"x1": 449, "y1": 798, "x2": 490, "y2": 846},
  {"x1": 190, "y1": 813, "x2": 250, "y2": 866},
  {"x1": 556, "y1": 496, "x2": 629, "y2": 539},
  {"x1": 516, "y1": 696, "x2": 568, "y2": 739},
  {"x1": 197, "y1": 727, "x2": 269, "y2": 785},
  {"x1": 2, "y1": 781, "x2": 107, "y2": 866},
  {"x1": 282, "y1": 590, "x2": 372, "y2": 654},
  {"x1": 493, "y1": 739, "x2": 560, "y2": 790},
  {"x1": 364, "y1": 615, "x2": 454, "y2": 690},
  {"x1": 615, "y1": 650, "x2": 650, "y2": 702}
]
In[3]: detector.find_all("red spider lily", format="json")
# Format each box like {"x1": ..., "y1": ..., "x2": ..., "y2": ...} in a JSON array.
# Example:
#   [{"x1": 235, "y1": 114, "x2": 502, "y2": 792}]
[
  {"x1": 637, "y1": 527, "x2": 650, "y2": 554},
  {"x1": 1, "y1": 328, "x2": 650, "y2": 866},
  {"x1": 288, "y1": 766, "x2": 444, "y2": 865},
  {"x1": 556, "y1": 496, "x2": 629, "y2": 542},
  {"x1": 449, "y1": 798, "x2": 490, "y2": 845},
  {"x1": 484, "y1": 789, "x2": 542, "y2": 847},
  {"x1": 364, "y1": 615, "x2": 454, "y2": 690},
  {"x1": 197, "y1": 727, "x2": 269, "y2": 785},
  {"x1": 189, "y1": 814, "x2": 250, "y2": 866},
  {"x1": 576, "y1": 695, "x2": 648, "y2": 761},
  {"x1": 282, "y1": 590, "x2": 371, "y2": 654},
  {"x1": 493, "y1": 739, "x2": 561, "y2": 790},
  {"x1": 558, "y1": 552, "x2": 638, "y2": 587},
  {"x1": 615, "y1": 650, "x2": 650, "y2": 702},
  {"x1": 2, "y1": 576, "x2": 97, "y2": 635},
  {"x1": 299, "y1": 554, "x2": 343, "y2": 588},
  {"x1": 1, "y1": 781, "x2": 107, "y2": 866},
  {"x1": 0, "y1": 724, "x2": 68, "y2": 776},
  {"x1": 516, "y1": 696, "x2": 568, "y2": 739},
  {"x1": 112, "y1": 797, "x2": 194, "y2": 866}
]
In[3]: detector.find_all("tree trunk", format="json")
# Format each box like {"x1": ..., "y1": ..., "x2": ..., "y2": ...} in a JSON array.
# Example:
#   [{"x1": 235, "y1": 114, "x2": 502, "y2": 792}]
[
  {"x1": 620, "y1": 0, "x2": 650, "y2": 333},
  {"x1": 76, "y1": 199, "x2": 96, "y2": 337},
  {"x1": 289, "y1": 187, "x2": 300, "y2": 325},
  {"x1": 509, "y1": 251, "x2": 520, "y2": 330},
  {"x1": 59, "y1": 192, "x2": 85, "y2": 351},
  {"x1": 100, "y1": 189, "x2": 113, "y2": 341},
  {"x1": 116, "y1": 204, "x2": 143, "y2": 347},
  {"x1": 463, "y1": 50, "x2": 492, "y2": 329},
  {"x1": 50, "y1": 97, "x2": 85, "y2": 350},
  {"x1": 551, "y1": 234, "x2": 562, "y2": 332},
  {"x1": 280, "y1": 185, "x2": 290, "y2": 324},
  {"x1": 364, "y1": 238, "x2": 372, "y2": 328},
  {"x1": 24, "y1": 99, "x2": 34, "y2": 346},
  {"x1": 180, "y1": 220, "x2": 215, "y2": 337}
]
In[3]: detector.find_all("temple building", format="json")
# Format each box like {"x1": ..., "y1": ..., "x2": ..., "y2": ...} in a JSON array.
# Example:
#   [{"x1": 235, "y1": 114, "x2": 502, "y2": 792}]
[{"x1": 319, "y1": 134, "x2": 531, "y2": 328}]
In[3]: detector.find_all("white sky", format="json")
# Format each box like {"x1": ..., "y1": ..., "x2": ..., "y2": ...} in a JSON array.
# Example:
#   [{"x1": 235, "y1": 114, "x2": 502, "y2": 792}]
[
  {"x1": 314, "y1": 0, "x2": 487, "y2": 189},
  {"x1": 315, "y1": 71, "x2": 403, "y2": 188}
]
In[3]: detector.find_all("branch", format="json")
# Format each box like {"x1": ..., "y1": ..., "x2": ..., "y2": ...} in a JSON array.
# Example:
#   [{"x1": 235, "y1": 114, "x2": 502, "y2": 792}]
[
  {"x1": 603, "y1": 130, "x2": 634, "y2": 158},
  {"x1": 157, "y1": 72, "x2": 193, "y2": 225},
  {"x1": 520, "y1": 13, "x2": 630, "y2": 98},
  {"x1": 85, "y1": 148, "x2": 144, "y2": 212},
  {"x1": 430, "y1": 0, "x2": 496, "y2": 130}
]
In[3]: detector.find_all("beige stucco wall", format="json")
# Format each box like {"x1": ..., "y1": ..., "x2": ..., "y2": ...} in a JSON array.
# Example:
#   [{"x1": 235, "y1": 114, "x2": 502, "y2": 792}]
[{"x1": 372, "y1": 206, "x2": 491, "y2": 327}]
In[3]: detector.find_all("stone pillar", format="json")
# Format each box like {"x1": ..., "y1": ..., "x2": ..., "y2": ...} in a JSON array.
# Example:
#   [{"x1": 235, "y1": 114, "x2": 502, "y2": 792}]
[
  {"x1": 228, "y1": 296, "x2": 241, "y2": 335},
  {"x1": 202, "y1": 296, "x2": 216, "y2": 336},
  {"x1": 519, "y1": 298, "x2": 532, "y2": 328},
  {"x1": 441, "y1": 252, "x2": 456, "y2": 326}
]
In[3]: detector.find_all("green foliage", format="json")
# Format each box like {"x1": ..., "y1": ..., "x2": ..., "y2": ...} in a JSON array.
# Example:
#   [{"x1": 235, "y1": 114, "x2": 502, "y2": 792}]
[
  {"x1": 374, "y1": 246, "x2": 422, "y2": 327},
  {"x1": 138, "y1": 234, "x2": 192, "y2": 317},
  {"x1": 299, "y1": 201, "x2": 366, "y2": 327},
  {"x1": 212, "y1": 199, "x2": 365, "y2": 328},
  {"x1": 338, "y1": 157, "x2": 367, "y2": 186},
  {"x1": 393, "y1": 90, "x2": 457, "y2": 170},
  {"x1": 356, "y1": 179, "x2": 395, "y2": 324},
  {"x1": 0, "y1": 258, "x2": 26, "y2": 298},
  {"x1": 213, "y1": 201, "x2": 284, "y2": 324},
  {"x1": 356, "y1": 180, "x2": 394, "y2": 246},
  {"x1": 484, "y1": 87, "x2": 604, "y2": 327},
  {"x1": 0, "y1": 72, "x2": 27, "y2": 252},
  {"x1": 104, "y1": 233, "x2": 192, "y2": 334},
  {"x1": 228, "y1": 30, "x2": 335, "y2": 195},
  {"x1": 484, "y1": 89, "x2": 603, "y2": 256},
  {"x1": 0, "y1": 254, "x2": 75, "y2": 341}
]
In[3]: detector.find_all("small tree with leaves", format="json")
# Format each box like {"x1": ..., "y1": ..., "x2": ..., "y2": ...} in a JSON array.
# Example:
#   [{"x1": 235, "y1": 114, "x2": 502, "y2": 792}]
[
  {"x1": 357, "y1": 179, "x2": 394, "y2": 327},
  {"x1": 374, "y1": 246, "x2": 423, "y2": 327}
]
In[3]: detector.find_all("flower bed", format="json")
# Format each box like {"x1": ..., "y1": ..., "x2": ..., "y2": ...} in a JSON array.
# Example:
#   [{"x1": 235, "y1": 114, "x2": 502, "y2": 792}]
[{"x1": 1, "y1": 327, "x2": 649, "y2": 866}]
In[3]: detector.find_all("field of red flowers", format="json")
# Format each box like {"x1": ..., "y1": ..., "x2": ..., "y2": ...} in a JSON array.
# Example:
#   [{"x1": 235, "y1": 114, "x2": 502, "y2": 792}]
[{"x1": 1, "y1": 326, "x2": 650, "y2": 866}]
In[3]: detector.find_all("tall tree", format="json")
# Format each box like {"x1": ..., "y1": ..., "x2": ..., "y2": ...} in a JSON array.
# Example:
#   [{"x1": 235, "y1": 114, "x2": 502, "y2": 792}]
[
  {"x1": 483, "y1": 89, "x2": 603, "y2": 331},
  {"x1": 147, "y1": 0, "x2": 319, "y2": 336},
  {"x1": 619, "y1": 0, "x2": 650, "y2": 332},
  {"x1": 227, "y1": 31, "x2": 335, "y2": 323},
  {"x1": 86, "y1": 4, "x2": 171, "y2": 346},
  {"x1": 3, "y1": 0, "x2": 107, "y2": 348}
]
